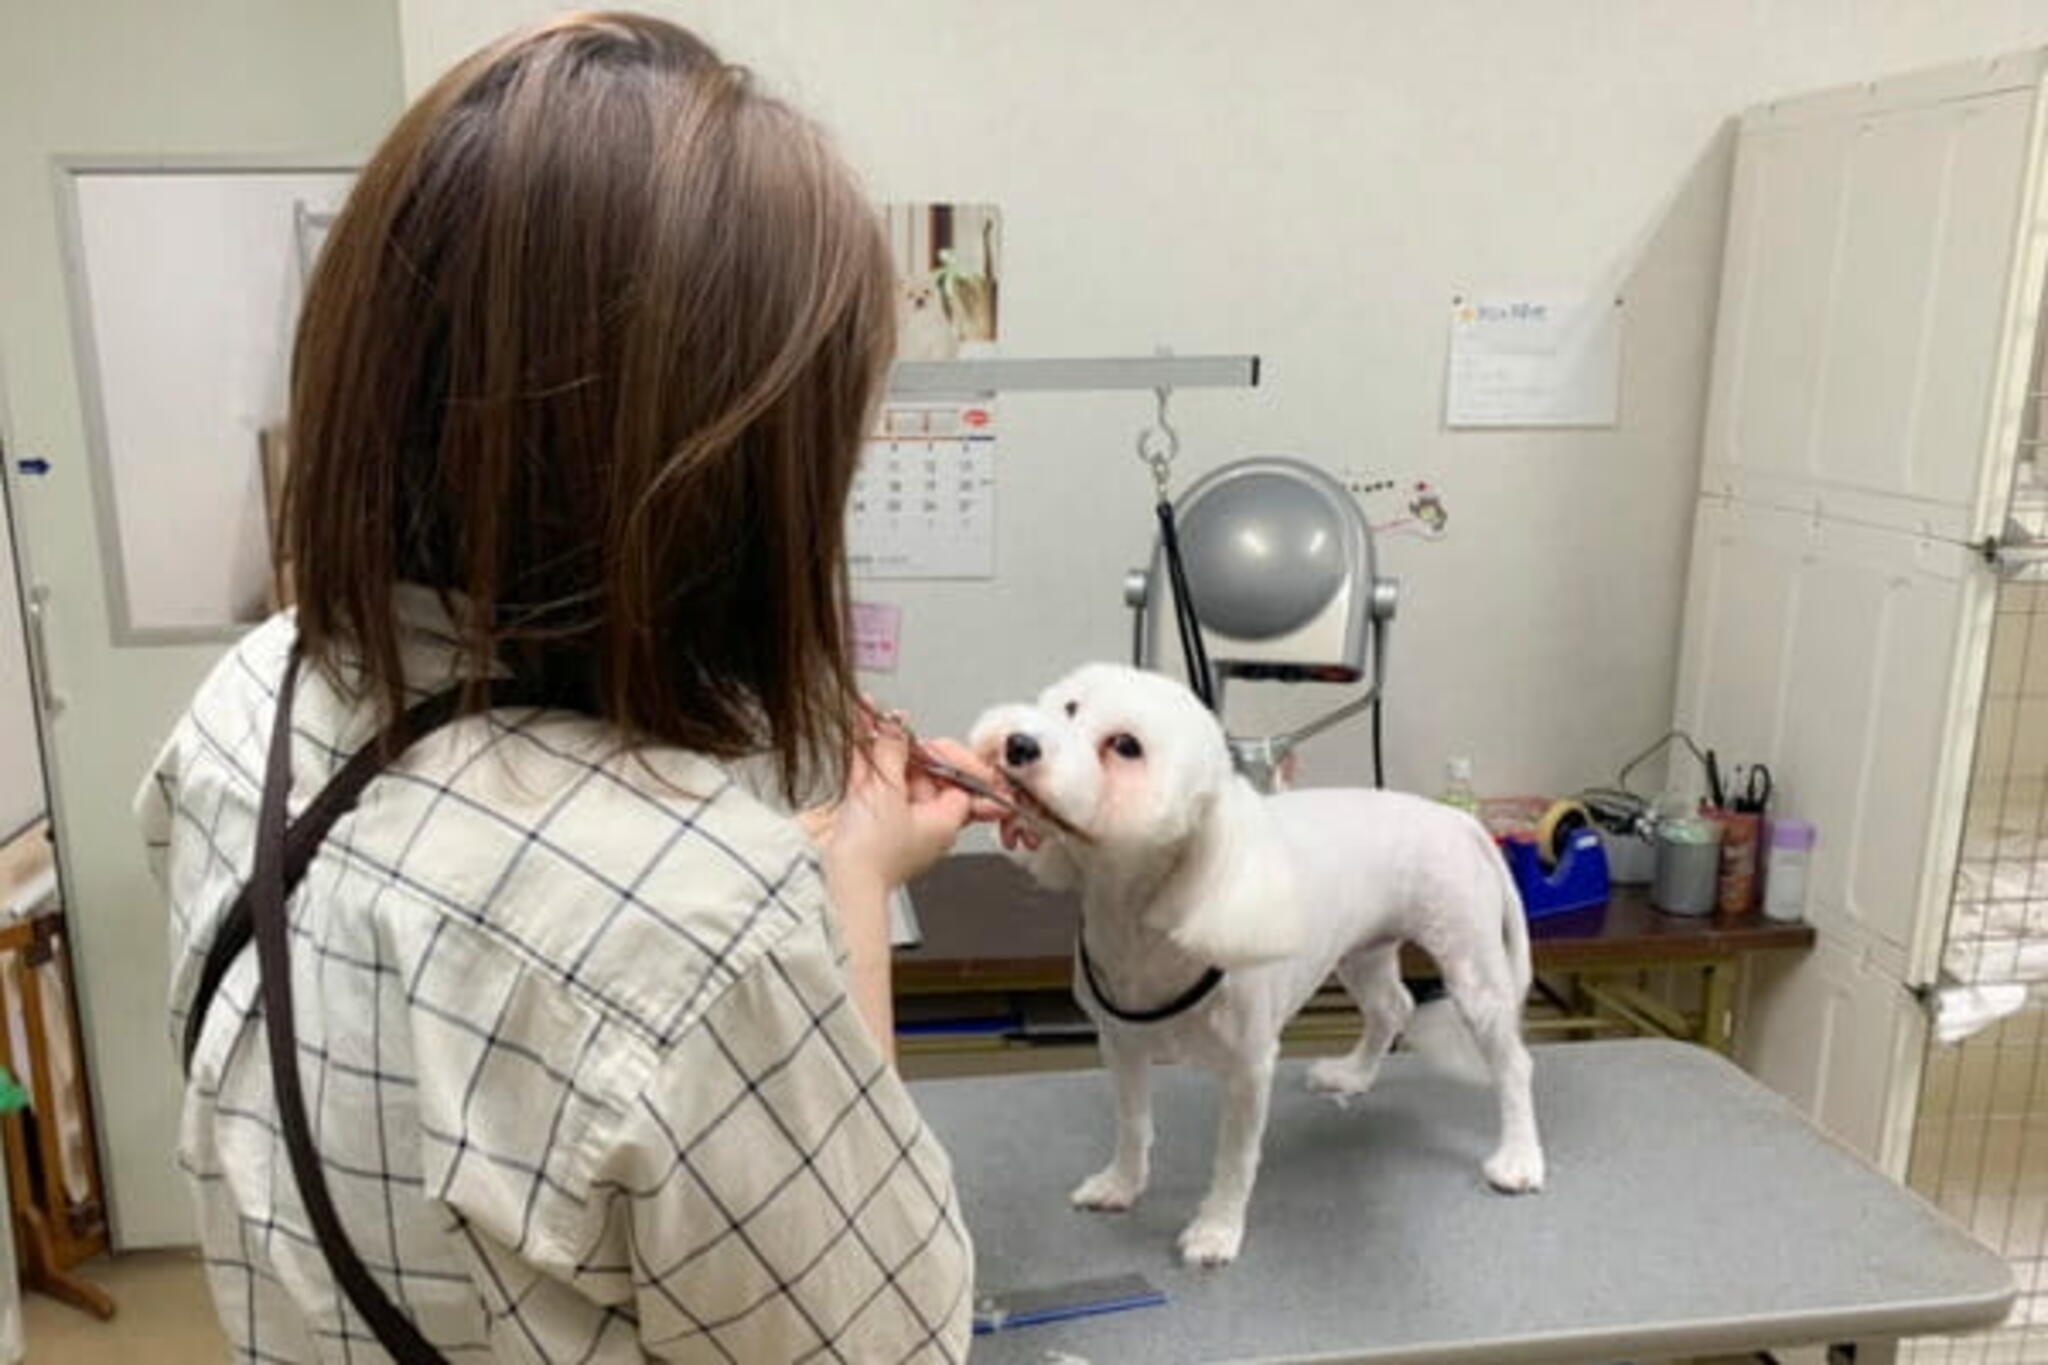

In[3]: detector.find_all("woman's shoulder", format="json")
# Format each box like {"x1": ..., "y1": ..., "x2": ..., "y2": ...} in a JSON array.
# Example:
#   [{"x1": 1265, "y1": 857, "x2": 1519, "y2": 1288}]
[
  {"x1": 157, "y1": 613, "x2": 301, "y2": 786},
  {"x1": 358, "y1": 710, "x2": 832, "y2": 1048},
  {"x1": 168, "y1": 614, "x2": 837, "y2": 1051}
]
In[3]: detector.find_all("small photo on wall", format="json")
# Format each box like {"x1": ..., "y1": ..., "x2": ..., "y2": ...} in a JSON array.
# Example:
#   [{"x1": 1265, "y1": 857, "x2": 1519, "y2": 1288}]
[{"x1": 884, "y1": 204, "x2": 1000, "y2": 362}]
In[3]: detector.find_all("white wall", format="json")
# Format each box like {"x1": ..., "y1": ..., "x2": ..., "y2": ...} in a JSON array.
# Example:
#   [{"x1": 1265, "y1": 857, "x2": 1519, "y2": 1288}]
[
  {"x1": 400, "y1": 0, "x2": 2048, "y2": 800},
  {"x1": 0, "y1": 0, "x2": 403, "y2": 1246}
]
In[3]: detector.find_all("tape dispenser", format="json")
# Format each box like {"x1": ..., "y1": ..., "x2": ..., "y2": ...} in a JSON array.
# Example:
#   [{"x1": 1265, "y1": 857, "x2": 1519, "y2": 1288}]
[{"x1": 1499, "y1": 799, "x2": 1611, "y2": 919}]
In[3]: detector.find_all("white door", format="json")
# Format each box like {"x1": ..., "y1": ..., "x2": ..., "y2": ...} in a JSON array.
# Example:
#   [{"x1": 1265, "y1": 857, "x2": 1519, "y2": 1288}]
[
  {"x1": 4, "y1": 162, "x2": 351, "y2": 1245},
  {"x1": 1676, "y1": 52, "x2": 2048, "y2": 1170}
]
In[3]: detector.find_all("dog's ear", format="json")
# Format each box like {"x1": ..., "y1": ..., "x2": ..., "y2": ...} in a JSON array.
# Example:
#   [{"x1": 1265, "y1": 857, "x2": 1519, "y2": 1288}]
[{"x1": 1152, "y1": 774, "x2": 1303, "y2": 967}]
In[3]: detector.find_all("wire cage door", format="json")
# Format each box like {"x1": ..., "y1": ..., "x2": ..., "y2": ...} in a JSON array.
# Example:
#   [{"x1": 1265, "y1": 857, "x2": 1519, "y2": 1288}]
[{"x1": 1906, "y1": 334, "x2": 2048, "y2": 1361}]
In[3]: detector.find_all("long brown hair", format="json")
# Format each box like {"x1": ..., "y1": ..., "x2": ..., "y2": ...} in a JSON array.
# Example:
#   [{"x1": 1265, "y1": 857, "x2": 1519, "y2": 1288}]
[{"x1": 285, "y1": 11, "x2": 892, "y2": 798}]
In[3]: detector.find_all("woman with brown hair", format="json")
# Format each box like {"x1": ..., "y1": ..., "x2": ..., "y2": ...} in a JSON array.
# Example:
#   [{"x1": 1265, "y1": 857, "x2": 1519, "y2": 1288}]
[{"x1": 139, "y1": 13, "x2": 987, "y2": 1361}]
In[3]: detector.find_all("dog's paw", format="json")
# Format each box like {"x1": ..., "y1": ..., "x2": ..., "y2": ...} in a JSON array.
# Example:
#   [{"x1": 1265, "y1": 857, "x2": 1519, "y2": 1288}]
[
  {"x1": 1070, "y1": 1167, "x2": 1145, "y2": 1212},
  {"x1": 1177, "y1": 1213, "x2": 1245, "y2": 1267},
  {"x1": 1306, "y1": 1055, "x2": 1377, "y2": 1101},
  {"x1": 1483, "y1": 1144, "x2": 1546, "y2": 1194}
]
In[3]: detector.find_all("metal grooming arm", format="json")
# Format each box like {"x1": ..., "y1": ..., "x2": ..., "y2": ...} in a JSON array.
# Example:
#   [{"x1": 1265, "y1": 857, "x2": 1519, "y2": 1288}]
[{"x1": 1126, "y1": 566, "x2": 1398, "y2": 791}]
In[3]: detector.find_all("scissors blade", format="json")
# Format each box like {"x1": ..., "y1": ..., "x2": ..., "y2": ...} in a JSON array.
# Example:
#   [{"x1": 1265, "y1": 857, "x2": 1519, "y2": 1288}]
[
  {"x1": 862, "y1": 699, "x2": 1091, "y2": 842},
  {"x1": 911, "y1": 750, "x2": 1093, "y2": 843},
  {"x1": 908, "y1": 752, "x2": 1023, "y2": 814}
]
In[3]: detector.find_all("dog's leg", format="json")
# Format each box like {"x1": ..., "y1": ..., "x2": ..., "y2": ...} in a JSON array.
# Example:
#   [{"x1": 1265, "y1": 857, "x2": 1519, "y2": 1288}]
[
  {"x1": 1307, "y1": 946, "x2": 1412, "y2": 1101},
  {"x1": 1178, "y1": 1053, "x2": 1275, "y2": 1266},
  {"x1": 1071, "y1": 1042, "x2": 1152, "y2": 1212},
  {"x1": 1442, "y1": 963, "x2": 1545, "y2": 1193}
]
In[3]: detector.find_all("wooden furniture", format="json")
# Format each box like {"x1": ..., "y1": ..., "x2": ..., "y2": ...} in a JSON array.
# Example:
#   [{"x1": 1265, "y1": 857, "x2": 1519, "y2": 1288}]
[
  {"x1": 0, "y1": 825, "x2": 112, "y2": 1320},
  {"x1": 895, "y1": 853, "x2": 1815, "y2": 1064},
  {"x1": 919, "y1": 1042, "x2": 2011, "y2": 1364}
]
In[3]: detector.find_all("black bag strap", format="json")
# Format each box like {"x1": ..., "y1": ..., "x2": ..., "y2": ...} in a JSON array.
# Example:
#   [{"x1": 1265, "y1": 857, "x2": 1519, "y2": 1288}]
[
  {"x1": 183, "y1": 649, "x2": 535, "y2": 1364},
  {"x1": 179, "y1": 666, "x2": 532, "y2": 1073}
]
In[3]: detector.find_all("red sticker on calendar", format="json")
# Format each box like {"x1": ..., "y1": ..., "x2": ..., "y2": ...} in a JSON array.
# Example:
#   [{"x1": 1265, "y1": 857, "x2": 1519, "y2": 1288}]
[
  {"x1": 852, "y1": 601, "x2": 901, "y2": 673},
  {"x1": 963, "y1": 408, "x2": 991, "y2": 428}
]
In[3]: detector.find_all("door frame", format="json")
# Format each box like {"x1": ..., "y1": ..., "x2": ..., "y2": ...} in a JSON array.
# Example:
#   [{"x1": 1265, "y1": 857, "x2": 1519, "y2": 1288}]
[
  {"x1": 0, "y1": 346, "x2": 60, "y2": 846},
  {"x1": 51, "y1": 155, "x2": 358, "y2": 648}
]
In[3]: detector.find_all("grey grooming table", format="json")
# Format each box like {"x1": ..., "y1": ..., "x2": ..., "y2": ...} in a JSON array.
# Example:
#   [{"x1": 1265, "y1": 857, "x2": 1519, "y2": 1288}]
[{"x1": 914, "y1": 1040, "x2": 2012, "y2": 1363}]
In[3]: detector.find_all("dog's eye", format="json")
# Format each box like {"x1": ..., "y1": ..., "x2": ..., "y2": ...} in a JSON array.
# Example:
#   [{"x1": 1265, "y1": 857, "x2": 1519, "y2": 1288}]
[
  {"x1": 1064, "y1": 701, "x2": 1078, "y2": 718},
  {"x1": 1106, "y1": 733, "x2": 1143, "y2": 760}
]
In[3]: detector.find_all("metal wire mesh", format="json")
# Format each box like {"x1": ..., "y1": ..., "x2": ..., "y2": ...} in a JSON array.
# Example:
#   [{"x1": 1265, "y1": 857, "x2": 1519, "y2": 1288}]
[
  {"x1": 1907, "y1": 987, "x2": 2048, "y2": 1362},
  {"x1": 1906, "y1": 416, "x2": 2048, "y2": 1359},
  {"x1": 1945, "y1": 560, "x2": 2048, "y2": 991}
]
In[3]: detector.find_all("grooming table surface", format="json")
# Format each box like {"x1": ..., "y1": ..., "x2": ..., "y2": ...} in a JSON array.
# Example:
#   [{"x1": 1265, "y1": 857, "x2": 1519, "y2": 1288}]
[{"x1": 915, "y1": 1040, "x2": 2011, "y2": 1363}]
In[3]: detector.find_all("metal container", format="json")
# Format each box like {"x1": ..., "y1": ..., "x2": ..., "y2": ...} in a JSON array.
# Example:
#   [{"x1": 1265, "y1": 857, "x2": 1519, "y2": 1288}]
[
  {"x1": 1599, "y1": 830, "x2": 1656, "y2": 885},
  {"x1": 1652, "y1": 815, "x2": 1723, "y2": 916}
]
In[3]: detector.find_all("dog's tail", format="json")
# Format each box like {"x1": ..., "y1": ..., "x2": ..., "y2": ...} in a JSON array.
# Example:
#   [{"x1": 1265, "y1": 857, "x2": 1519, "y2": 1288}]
[
  {"x1": 1493, "y1": 825, "x2": 1534, "y2": 1001},
  {"x1": 1402, "y1": 822, "x2": 1531, "y2": 1087}
]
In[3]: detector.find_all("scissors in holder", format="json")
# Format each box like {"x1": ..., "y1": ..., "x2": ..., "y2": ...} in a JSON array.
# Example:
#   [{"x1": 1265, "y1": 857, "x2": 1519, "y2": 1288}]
[{"x1": 1732, "y1": 763, "x2": 1773, "y2": 816}]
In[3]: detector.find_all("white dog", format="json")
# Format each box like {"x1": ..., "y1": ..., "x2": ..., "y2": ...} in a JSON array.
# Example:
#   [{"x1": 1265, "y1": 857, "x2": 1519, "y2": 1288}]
[
  {"x1": 895, "y1": 274, "x2": 959, "y2": 362},
  {"x1": 970, "y1": 663, "x2": 1544, "y2": 1267}
]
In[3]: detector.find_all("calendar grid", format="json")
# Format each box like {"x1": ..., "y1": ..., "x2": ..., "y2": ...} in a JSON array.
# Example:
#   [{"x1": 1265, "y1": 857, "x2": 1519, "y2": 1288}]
[{"x1": 848, "y1": 401, "x2": 997, "y2": 580}]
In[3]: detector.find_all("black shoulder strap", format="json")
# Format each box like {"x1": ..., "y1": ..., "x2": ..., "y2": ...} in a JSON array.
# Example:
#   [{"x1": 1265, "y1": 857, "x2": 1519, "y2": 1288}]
[
  {"x1": 184, "y1": 651, "x2": 534, "y2": 1364},
  {"x1": 180, "y1": 669, "x2": 523, "y2": 1073}
]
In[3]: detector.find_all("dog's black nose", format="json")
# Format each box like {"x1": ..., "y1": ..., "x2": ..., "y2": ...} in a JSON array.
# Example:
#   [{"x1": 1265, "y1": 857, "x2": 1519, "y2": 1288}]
[{"x1": 1004, "y1": 733, "x2": 1042, "y2": 768}]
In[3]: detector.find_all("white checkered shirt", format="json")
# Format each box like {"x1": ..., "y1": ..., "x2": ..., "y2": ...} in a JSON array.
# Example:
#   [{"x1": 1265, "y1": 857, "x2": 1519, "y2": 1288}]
[{"x1": 139, "y1": 593, "x2": 973, "y2": 1363}]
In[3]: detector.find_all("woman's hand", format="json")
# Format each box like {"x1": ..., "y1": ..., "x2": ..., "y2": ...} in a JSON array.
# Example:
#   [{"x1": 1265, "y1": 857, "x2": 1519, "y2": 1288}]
[
  {"x1": 799, "y1": 714, "x2": 1003, "y2": 1059},
  {"x1": 804, "y1": 719, "x2": 1001, "y2": 896},
  {"x1": 911, "y1": 737, "x2": 1013, "y2": 824}
]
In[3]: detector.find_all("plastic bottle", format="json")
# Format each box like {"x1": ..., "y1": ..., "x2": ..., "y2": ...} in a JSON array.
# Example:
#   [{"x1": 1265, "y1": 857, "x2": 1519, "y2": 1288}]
[
  {"x1": 1439, "y1": 756, "x2": 1479, "y2": 815},
  {"x1": 1763, "y1": 819, "x2": 1815, "y2": 923}
]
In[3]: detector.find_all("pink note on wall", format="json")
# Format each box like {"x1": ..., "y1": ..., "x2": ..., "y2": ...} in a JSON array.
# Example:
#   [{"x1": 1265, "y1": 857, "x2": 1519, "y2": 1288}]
[{"x1": 852, "y1": 601, "x2": 901, "y2": 673}]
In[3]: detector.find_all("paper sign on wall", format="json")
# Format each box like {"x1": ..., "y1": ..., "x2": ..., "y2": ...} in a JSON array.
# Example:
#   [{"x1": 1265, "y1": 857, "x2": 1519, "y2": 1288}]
[
  {"x1": 852, "y1": 601, "x2": 902, "y2": 673},
  {"x1": 1445, "y1": 293, "x2": 1622, "y2": 428}
]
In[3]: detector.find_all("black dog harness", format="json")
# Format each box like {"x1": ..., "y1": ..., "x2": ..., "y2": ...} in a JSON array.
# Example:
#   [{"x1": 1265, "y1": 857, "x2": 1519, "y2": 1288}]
[{"x1": 1077, "y1": 935, "x2": 1225, "y2": 1024}]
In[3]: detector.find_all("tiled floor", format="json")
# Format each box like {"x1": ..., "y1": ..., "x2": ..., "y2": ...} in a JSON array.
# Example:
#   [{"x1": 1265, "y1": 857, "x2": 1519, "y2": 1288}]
[{"x1": 22, "y1": 1250, "x2": 223, "y2": 1364}]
